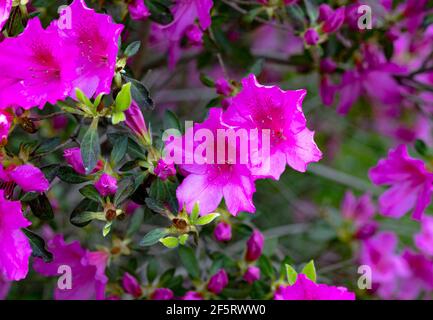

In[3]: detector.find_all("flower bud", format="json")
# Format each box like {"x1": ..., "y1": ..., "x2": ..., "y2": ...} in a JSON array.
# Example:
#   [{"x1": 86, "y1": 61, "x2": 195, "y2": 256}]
[
  {"x1": 304, "y1": 28, "x2": 320, "y2": 46},
  {"x1": 154, "y1": 158, "x2": 176, "y2": 181},
  {"x1": 64, "y1": 147, "x2": 103, "y2": 175},
  {"x1": 245, "y1": 230, "x2": 264, "y2": 262},
  {"x1": 122, "y1": 272, "x2": 142, "y2": 298},
  {"x1": 186, "y1": 24, "x2": 203, "y2": 46},
  {"x1": 214, "y1": 222, "x2": 232, "y2": 242},
  {"x1": 95, "y1": 173, "x2": 118, "y2": 197},
  {"x1": 243, "y1": 266, "x2": 261, "y2": 284},
  {"x1": 215, "y1": 78, "x2": 232, "y2": 96},
  {"x1": 124, "y1": 101, "x2": 149, "y2": 143},
  {"x1": 182, "y1": 291, "x2": 204, "y2": 300},
  {"x1": 151, "y1": 288, "x2": 174, "y2": 300},
  {"x1": 207, "y1": 269, "x2": 228, "y2": 294}
]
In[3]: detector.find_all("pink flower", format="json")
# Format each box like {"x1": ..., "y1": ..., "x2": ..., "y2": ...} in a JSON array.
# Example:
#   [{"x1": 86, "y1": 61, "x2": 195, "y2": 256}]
[
  {"x1": 274, "y1": 274, "x2": 355, "y2": 300},
  {"x1": 369, "y1": 145, "x2": 433, "y2": 220},
  {"x1": 124, "y1": 101, "x2": 149, "y2": 142},
  {"x1": 224, "y1": 74, "x2": 322, "y2": 180},
  {"x1": 52, "y1": 0, "x2": 123, "y2": 97},
  {"x1": 318, "y1": 5, "x2": 345, "y2": 33},
  {"x1": 243, "y1": 266, "x2": 260, "y2": 284},
  {"x1": 151, "y1": 288, "x2": 174, "y2": 300},
  {"x1": 341, "y1": 191, "x2": 375, "y2": 226},
  {"x1": 94, "y1": 173, "x2": 118, "y2": 197},
  {"x1": 0, "y1": 0, "x2": 12, "y2": 30},
  {"x1": 245, "y1": 229, "x2": 264, "y2": 262},
  {"x1": 415, "y1": 216, "x2": 433, "y2": 256},
  {"x1": 122, "y1": 272, "x2": 142, "y2": 298},
  {"x1": 182, "y1": 291, "x2": 204, "y2": 300},
  {"x1": 214, "y1": 222, "x2": 232, "y2": 242},
  {"x1": 304, "y1": 28, "x2": 319, "y2": 46},
  {"x1": 0, "y1": 164, "x2": 49, "y2": 193},
  {"x1": 207, "y1": 269, "x2": 228, "y2": 294},
  {"x1": 185, "y1": 24, "x2": 203, "y2": 46},
  {"x1": 0, "y1": 18, "x2": 78, "y2": 110},
  {"x1": 64, "y1": 147, "x2": 102, "y2": 175},
  {"x1": 215, "y1": 78, "x2": 232, "y2": 96},
  {"x1": 0, "y1": 110, "x2": 12, "y2": 145},
  {"x1": 320, "y1": 75, "x2": 337, "y2": 106},
  {"x1": 128, "y1": 0, "x2": 151, "y2": 21},
  {"x1": 360, "y1": 232, "x2": 409, "y2": 284},
  {"x1": 0, "y1": 190, "x2": 32, "y2": 281},
  {"x1": 33, "y1": 235, "x2": 109, "y2": 300},
  {"x1": 175, "y1": 108, "x2": 257, "y2": 216},
  {"x1": 154, "y1": 158, "x2": 176, "y2": 181}
]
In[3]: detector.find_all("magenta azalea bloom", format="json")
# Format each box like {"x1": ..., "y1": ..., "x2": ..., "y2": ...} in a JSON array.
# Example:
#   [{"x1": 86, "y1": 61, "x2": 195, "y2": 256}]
[
  {"x1": 128, "y1": 0, "x2": 150, "y2": 21},
  {"x1": 224, "y1": 74, "x2": 322, "y2": 180},
  {"x1": 318, "y1": 4, "x2": 345, "y2": 34},
  {"x1": 0, "y1": 18, "x2": 78, "y2": 110},
  {"x1": 182, "y1": 291, "x2": 203, "y2": 300},
  {"x1": 213, "y1": 222, "x2": 232, "y2": 242},
  {"x1": 33, "y1": 235, "x2": 109, "y2": 300},
  {"x1": 0, "y1": 0, "x2": 11, "y2": 30},
  {"x1": 0, "y1": 110, "x2": 12, "y2": 144},
  {"x1": 415, "y1": 216, "x2": 433, "y2": 256},
  {"x1": 52, "y1": 0, "x2": 123, "y2": 97},
  {"x1": 245, "y1": 229, "x2": 264, "y2": 262},
  {"x1": 151, "y1": 288, "x2": 174, "y2": 300},
  {"x1": 369, "y1": 145, "x2": 433, "y2": 220},
  {"x1": 175, "y1": 108, "x2": 257, "y2": 216},
  {"x1": 274, "y1": 274, "x2": 355, "y2": 300},
  {"x1": 360, "y1": 232, "x2": 409, "y2": 284},
  {"x1": 94, "y1": 173, "x2": 118, "y2": 197},
  {"x1": 154, "y1": 158, "x2": 176, "y2": 181},
  {"x1": 0, "y1": 190, "x2": 32, "y2": 281},
  {"x1": 124, "y1": 101, "x2": 149, "y2": 141},
  {"x1": 122, "y1": 272, "x2": 142, "y2": 298},
  {"x1": 0, "y1": 164, "x2": 49, "y2": 193},
  {"x1": 207, "y1": 269, "x2": 228, "y2": 294}
]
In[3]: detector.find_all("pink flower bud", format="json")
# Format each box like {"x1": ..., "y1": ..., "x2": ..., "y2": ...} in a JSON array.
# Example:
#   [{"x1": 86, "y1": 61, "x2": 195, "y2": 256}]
[
  {"x1": 215, "y1": 78, "x2": 232, "y2": 96},
  {"x1": 95, "y1": 173, "x2": 118, "y2": 197},
  {"x1": 128, "y1": 0, "x2": 150, "y2": 21},
  {"x1": 320, "y1": 58, "x2": 337, "y2": 73},
  {"x1": 243, "y1": 266, "x2": 261, "y2": 284},
  {"x1": 124, "y1": 101, "x2": 148, "y2": 141},
  {"x1": 186, "y1": 24, "x2": 203, "y2": 46},
  {"x1": 304, "y1": 28, "x2": 320, "y2": 46},
  {"x1": 207, "y1": 269, "x2": 228, "y2": 294},
  {"x1": 154, "y1": 158, "x2": 176, "y2": 181},
  {"x1": 122, "y1": 272, "x2": 142, "y2": 298},
  {"x1": 151, "y1": 288, "x2": 174, "y2": 300},
  {"x1": 245, "y1": 230, "x2": 264, "y2": 262},
  {"x1": 0, "y1": 110, "x2": 12, "y2": 145},
  {"x1": 182, "y1": 291, "x2": 204, "y2": 300},
  {"x1": 64, "y1": 147, "x2": 103, "y2": 175},
  {"x1": 214, "y1": 222, "x2": 232, "y2": 242}
]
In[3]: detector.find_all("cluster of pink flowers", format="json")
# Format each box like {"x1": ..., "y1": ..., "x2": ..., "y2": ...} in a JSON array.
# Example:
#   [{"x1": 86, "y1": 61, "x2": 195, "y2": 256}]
[{"x1": 175, "y1": 74, "x2": 322, "y2": 216}]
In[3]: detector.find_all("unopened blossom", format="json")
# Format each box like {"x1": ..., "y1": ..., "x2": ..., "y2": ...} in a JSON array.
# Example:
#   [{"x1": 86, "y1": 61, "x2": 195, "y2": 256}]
[
  {"x1": 215, "y1": 78, "x2": 232, "y2": 96},
  {"x1": 0, "y1": 18, "x2": 78, "y2": 110},
  {"x1": 369, "y1": 145, "x2": 433, "y2": 220},
  {"x1": 154, "y1": 158, "x2": 176, "y2": 181},
  {"x1": 360, "y1": 232, "x2": 409, "y2": 284},
  {"x1": 95, "y1": 173, "x2": 118, "y2": 197},
  {"x1": 214, "y1": 222, "x2": 232, "y2": 242},
  {"x1": 63, "y1": 147, "x2": 103, "y2": 175},
  {"x1": 304, "y1": 28, "x2": 319, "y2": 46},
  {"x1": 274, "y1": 274, "x2": 355, "y2": 300},
  {"x1": 320, "y1": 58, "x2": 337, "y2": 73},
  {"x1": 243, "y1": 266, "x2": 260, "y2": 284},
  {"x1": 224, "y1": 74, "x2": 322, "y2": 180},
  {"x1": 175, "y1": 108, "x2": 257, "y2": 216},
  {"x1": 341, "y1": 191, "x2": 375, "y2": 226},
  {"x1": 124, "y1": 101, "x2": 149, "y2": 143},
  {"x1": 0, "y1": 110, "x2": 12, "y2": 145},
  {"x1": 182, "y1": 291, "x2": 204, "y2": 300},
  {"x1": 320, "y1": 75, "x2": 336, "y2": 106},
  {"x1": 122, "y1": 273, "x2": 142, "y2": 298},
  {"x1": 34, "y1": 235, "x2": 109, "y2": 300},
  {"x1": 245, "y1": 229, "x2": 264, "y2": 262},
  {"x1": 151, "y1": 288, "x2": 174, "y2": 300},
  {"x1": 207, "y1": 269, "x2": 228, "y2": 294},
  {"x1": 0, "y1": 164, "x2": 49, "y2": 193},
  {"x1": 186, "y1": 24, "x2": 203, "y2": 46},
  {"x1": 402, "y1": 0, "x2": 428, "y2": 33},
  {"x1": 318, "y1": 4, "x2": 345, "y2": 33},
  {"x1": 0, "y1": 0, "x2": 11, "y2": 32},
  {"x1": 0, "y1": 190, "x2": 32, "y2": 281},
  {"x1": 414, "y1": 217, "x2": 433, "y2": 256},
  {"x1": 51, "y1": 0, "x2": 123, "y2": 97},
  {"x1": 128, "y1": 0, "x2": 150, "y2": 21}
]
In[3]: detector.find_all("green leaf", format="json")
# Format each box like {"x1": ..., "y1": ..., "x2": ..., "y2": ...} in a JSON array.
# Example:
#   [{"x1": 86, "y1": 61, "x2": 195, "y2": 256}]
[
  {"x1": 57, "y1": 166, "x2": 88, "y2": 184},
  {"x1": 258, "y1": 256, "x2": 275, "y2": 280},
  {"x1": 124, "y1": 41, "x2": 141, "y2": 57},
  {"x1": 114, "y1": 178, "x2": 136, "y2": 206},
  {"x1": 415, "y1": 139, "x2": 428, "y2": 156},
  {"x1": 112, "y1": 112, "x2": 126, "y2": 125},
  {"x1": 75, "y1": 88, "x2": 93, "y2": 108},
  {"x1": 28, "y1": 194, "x2": 54, "y2": 220},
  {"x1": 114, "y1": 83, "x2": 132, "y2": 113},
  {"x1": 178, "y1": 246, "x2": 200, "y2": 279},
  {"x1": 249, "y1": 58, "x2": 264, "y2": 77},
  {"x1": 159, "y1": 236, "x2": 179, "y2": 248},
  {"x1": 147, "y1": 259, "x2": 159, "y2": 283},
  {"x1": 178, "y1": 234, "x2": 189, "y2": 245},
  {"x1": 93, "y1": 93, "x2": 104, "y2": 108},
  {"x1": 144, "y1": 0, "x2": 174, "y2": 25},
  {"x1": 145, "y1": 197, "x2": 169, "y2": 215},
  {"x1": 41, "y1": 164, "x2": 60, "y2": 183},
  {"x1": 81, "y1": 117, "x2": 100, "y2": 175},
  {"x1": 140, "y1": 228, "x2": 169, "y2": 246},
  {"x1": 70, "y1": 210, "x2": 106, "y2": 226},
  {"x1": 164, "y1": 110, "x2": 183, "y2": 133},
  {"x1": 285, "y1": 264, "x2": 298, "y2": 285},
  {"x1": 126, "y1": 208, "x2": 144, "y2": 237},
  {"x1": 22, "y1": 229, "x2": 53, "y2": 262},
  {"x1": 103, "y1": 221, "x2": 113, "y2": 237},
  {"x1": 199, "y1": 74, "x2": 215, "y2": 87},
  {"x1": 301, "y1": 260, "x2": 317, "y2": 282},
  {"x1": 189, "y1": 202, "x2": 200, "y2": 224},
  {"x1": 195, "y1": 213, "x2": 220, "y2": 226},
  {"x1": 122, "y1": 76, "x2": 154, "y2": 110},
  {"x1": 109, "y1": 133, "x2": 128, "y2": 164},
  {"x1": 79, "y1": 185, "x2": 103, "y2": 204},
  {"x1": 304, "y1": 0, "x2": 318, "y2": 23},
  {"x1": 70, "y1": 199, "x2": 101, "y2": 227}
]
